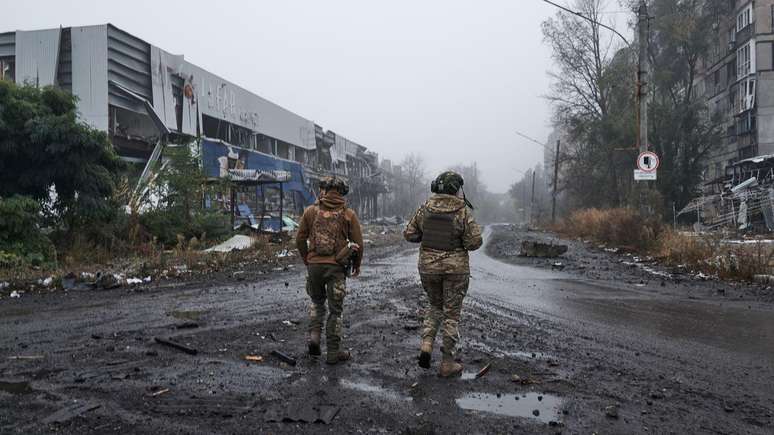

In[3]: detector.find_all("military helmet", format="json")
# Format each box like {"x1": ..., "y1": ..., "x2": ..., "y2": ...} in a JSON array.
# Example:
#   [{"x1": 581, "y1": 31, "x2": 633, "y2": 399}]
[
  {"x1": 319, "y1": 176, "x2": 350, "y2": 195},
  {"x1": 431, "y1": 171, "x2": 464, "y2": 195}
]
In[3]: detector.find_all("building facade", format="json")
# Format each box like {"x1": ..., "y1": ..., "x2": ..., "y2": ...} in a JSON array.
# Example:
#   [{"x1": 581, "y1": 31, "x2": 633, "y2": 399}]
[
  {"x1": 0, "y1": 24, "x2": 386, "y2": 219},
  {"x1": 701, "y1": 0, "x2": 774, "y2": 183}
]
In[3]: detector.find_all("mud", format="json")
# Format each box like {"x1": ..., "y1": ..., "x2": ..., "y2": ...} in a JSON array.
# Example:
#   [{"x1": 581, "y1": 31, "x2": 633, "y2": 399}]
[{"x1": 0, "y1": 225, "x2": 772, "y2": 433}]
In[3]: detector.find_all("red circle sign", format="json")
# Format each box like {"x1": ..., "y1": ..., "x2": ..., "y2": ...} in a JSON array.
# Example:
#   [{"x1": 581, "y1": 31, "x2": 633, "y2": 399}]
[{"x1": 637, "y1": 151, "x2": 660, "y2": 172}]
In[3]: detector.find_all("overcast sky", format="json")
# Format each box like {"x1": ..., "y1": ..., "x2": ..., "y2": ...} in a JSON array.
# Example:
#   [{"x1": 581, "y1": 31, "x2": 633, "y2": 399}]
[{"x1": 2, "y1": 0, "x2": 631, "y2": 193}]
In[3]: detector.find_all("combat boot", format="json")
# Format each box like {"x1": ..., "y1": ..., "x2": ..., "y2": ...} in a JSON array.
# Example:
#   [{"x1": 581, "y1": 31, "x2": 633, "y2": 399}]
[
  {"x1": 308, "y1": 330, "x2": 321, "y2": 356},
  {"x1": 418, "y1": 339, "x2": 433, "y2": 369},
  {"x1": 325, "y1": 349, "x2": 351, "y2": 365},
  {"x1": 439, "y1": 354, "x2": 463, "y2": 378}
]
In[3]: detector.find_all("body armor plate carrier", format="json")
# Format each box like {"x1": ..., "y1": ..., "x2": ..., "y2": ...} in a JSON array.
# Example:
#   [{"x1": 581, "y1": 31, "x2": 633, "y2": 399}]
[{"x1": 421, "y1": 212, "x2": 464, "y2": 251}]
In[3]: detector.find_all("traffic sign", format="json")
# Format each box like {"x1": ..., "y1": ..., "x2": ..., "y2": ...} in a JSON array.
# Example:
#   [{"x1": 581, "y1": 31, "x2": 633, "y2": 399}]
[
  {"x1": 637, "y1": 151, "x2": 659, "y2": 172},
  {"x1": 634, "y1": 169, "x2": 657, "y2": 181}
]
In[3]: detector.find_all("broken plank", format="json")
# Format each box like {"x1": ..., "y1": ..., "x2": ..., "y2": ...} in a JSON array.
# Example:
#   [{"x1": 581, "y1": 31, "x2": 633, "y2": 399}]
[
  {"x1": 154, "y1": 337, "x2": 198, "y2": 355},
  {"x1": 43, "y1": 402, "x2": 101, "y2": 425}
]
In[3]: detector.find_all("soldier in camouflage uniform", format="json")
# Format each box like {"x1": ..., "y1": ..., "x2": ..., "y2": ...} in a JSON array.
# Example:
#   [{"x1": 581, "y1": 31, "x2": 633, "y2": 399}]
[
  {"x1": 296, "y1": 177, "x2": 364, "y2": 365},
  {"x1": 403, "y1": 171, "x2": 483, "y2": 377}
]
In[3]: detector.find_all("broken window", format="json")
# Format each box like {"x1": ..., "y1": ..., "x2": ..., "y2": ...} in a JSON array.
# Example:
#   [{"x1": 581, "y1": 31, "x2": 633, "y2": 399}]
[
  {"x1": 0, "y1": 57, "x2": 14, "y2": 82},
  {"x1": 738, "y1": 78, "x2": 756, "y2": 112}
]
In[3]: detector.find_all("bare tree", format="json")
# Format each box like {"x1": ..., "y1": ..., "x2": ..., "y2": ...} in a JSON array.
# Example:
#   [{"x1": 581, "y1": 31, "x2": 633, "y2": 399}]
[
  {"x1": 402, "y1": 153, "x2": 426, "y2": 210},
  {"x1": 542, "y1": 0, "x2": 636, "y2": 208}
]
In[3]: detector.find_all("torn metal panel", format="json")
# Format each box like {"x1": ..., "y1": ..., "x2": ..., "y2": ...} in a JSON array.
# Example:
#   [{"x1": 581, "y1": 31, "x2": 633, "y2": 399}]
[
  {"x1": 150, "y1": 44, "x2": 317, "y2": 149},
  {"x1": 71, "y1": 25, "x2": 109, "y2": 131},
  {"x1": 109, "y1": 80, "x2": 169, "y2": 135},
  {"x1": 14, "y1": 29, "x2": 60, "y2": 86}
]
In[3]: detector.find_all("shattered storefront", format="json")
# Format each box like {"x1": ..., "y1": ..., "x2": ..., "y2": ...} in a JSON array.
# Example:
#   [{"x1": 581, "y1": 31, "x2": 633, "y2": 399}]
[{"x1": 202, "y1": 139, "x2": 315, "y2": 231}]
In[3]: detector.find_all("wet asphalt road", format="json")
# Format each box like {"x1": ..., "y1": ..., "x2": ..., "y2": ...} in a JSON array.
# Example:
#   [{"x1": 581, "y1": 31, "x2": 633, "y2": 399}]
[
  {"x1": 1, "y1": 226, "x2": 773, "y2": 433},
  {"x1": 472, "y1": 227, "x2": 774, "y2": 364}
]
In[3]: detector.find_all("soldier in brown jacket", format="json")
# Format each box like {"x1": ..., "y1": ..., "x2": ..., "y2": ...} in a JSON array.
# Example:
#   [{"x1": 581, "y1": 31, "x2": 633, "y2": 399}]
[
  {"x1": 296, "y1": 177, "x2": 364, "y2": 364},
  {"x1": 404, "y1": 171, "x2": 483, "y2": 377}
]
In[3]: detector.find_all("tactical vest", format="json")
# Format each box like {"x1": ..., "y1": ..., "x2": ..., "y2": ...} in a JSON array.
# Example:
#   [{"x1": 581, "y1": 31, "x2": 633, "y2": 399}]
[{"x1": 421, "y1": 211, "x2": 464, "y2": 251}]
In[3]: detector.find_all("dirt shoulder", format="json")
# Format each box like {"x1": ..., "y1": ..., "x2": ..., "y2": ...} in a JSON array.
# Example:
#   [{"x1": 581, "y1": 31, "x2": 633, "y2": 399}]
[{"x1": 486, "y1": 224, "x2": 774, "y2": 304}]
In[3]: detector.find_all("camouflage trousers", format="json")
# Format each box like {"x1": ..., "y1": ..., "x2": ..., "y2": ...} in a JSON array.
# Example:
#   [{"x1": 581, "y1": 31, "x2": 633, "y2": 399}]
[
  {"x1": 306, "y1": 264, "x2": 348, "y2": 353},
  {"x1": 419, "y1": 273, "x2": 469, "y2": 357}
]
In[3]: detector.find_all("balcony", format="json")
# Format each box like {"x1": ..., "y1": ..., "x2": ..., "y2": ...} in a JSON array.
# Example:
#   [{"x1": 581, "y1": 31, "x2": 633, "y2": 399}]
[{"x1": 735, "y1": 21, "x2": 754, "y2": 45}]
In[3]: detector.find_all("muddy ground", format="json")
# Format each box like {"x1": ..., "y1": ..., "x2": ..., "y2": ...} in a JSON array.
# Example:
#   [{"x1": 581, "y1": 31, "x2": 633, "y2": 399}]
[{"x1": 1, "y1": 225, "x2": 773, "y2": 434}]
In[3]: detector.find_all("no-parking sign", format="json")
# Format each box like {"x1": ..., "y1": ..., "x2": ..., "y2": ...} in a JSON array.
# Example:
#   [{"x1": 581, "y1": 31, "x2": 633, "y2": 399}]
[{"x1": 637, "y1": 151, "x2": 660, "y2": 172}]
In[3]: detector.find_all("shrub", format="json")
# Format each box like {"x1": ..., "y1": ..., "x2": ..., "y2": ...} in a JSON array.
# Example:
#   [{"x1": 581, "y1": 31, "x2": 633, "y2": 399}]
[{"x1": 0, "y1": 195, "x2": 56, "y2": 267}]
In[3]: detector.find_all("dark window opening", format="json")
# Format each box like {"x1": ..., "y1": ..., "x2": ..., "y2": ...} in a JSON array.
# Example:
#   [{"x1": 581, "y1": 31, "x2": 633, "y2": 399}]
[
  {"x1": 0, "y1": 57, "x2": 14, "y2": 82},
  {"x1": 202, "y1": 114, "x2": 256, "y2": 148}
]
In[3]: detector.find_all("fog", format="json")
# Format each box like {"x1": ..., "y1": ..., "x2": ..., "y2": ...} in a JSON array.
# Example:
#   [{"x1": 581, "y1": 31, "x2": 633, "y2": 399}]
[{"x1": 2, "y1": 0, "x2": 630, "y2": 193}]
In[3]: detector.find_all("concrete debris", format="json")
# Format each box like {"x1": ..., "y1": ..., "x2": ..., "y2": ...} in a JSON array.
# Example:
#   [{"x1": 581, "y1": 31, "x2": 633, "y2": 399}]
[
  {"x1": 205, "y1": 235, "x2": 255, "y2": 253},
  {"x1": 604, "y1": 404, "x2": 619, "y2": 419},
  {"x1": 95, "y1": 272, "x2": 122, "y2": 290},
  {"x1": 520, "y1": 241, "x2": 568, "y2": 258}
]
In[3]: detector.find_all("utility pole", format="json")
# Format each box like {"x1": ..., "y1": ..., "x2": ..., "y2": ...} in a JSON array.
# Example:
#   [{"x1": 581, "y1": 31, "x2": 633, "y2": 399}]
[
  {"x1": 637, "y1": 0, "x2": 650, "y2": 213},
  {"x1": 551, "y1": 140, "x2": 561, "y2": 224},
  {"x1": 530, "y1": 170, "x2": 536, "y2": 227}
]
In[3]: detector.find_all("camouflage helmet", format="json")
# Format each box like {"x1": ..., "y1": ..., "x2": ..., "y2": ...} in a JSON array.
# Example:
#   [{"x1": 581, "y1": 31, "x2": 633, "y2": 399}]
[
  {"x1": 431, "y1": 171, "x2": 464, "y2": 195},
  {"x1": 319, "y1": 176, "x2": 350, "y2": 195}
]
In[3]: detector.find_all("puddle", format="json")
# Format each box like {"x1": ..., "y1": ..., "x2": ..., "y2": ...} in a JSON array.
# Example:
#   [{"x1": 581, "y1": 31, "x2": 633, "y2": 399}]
[
  {"x1": 340, "y1": 379, "x2": 411, "y2": 402},
  {"x1": 168, "y1": 309, "x2": 208, "y2": 321},
  {"x1": 456, "y1": 392, "x2": 561, "y2": 423},
  {"x1": 0, "y1": 380, "x2": 34, "y2": 395}
]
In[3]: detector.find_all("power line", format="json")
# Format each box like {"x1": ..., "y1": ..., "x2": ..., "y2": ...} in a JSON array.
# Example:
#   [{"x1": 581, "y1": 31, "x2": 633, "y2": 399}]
[
  {"x1": 541, "y1": 0, "x2": 631, "y2": 47},
  {"x1": 514, "y1": 130, "x2": 563, "y2": 158}
]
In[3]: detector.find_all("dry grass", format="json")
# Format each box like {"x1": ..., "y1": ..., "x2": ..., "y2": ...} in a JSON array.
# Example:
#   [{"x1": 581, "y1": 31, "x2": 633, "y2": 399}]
[
  {"x1": 556, "y1": 208, "x2": 664, "y2": 251},
  {"x1": 557, "y1": 207, "x2": 774, "y2": 281},
  {"x1": 657, "y1": 231, "x2": 774, "y2": 281}
]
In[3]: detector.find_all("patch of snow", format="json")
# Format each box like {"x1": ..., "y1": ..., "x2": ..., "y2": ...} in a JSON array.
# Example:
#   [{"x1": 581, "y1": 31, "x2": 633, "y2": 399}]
[{"x1": 205, "y1": 235, "x2": 255, "y2": 253}]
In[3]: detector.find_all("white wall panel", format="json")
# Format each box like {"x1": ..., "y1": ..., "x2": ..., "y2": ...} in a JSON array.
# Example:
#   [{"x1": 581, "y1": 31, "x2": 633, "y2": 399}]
[
  {"x1": 15, "y1": 29, "x2": 60, "y2": 86},
  {"x1": 71, "y1": 25, "x2": 109, "y2": 131}
]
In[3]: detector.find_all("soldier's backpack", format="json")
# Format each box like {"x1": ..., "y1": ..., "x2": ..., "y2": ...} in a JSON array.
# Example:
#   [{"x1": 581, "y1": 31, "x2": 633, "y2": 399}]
[{"x1": 310, "y1": 206, "x2": 346, "y2": 256}]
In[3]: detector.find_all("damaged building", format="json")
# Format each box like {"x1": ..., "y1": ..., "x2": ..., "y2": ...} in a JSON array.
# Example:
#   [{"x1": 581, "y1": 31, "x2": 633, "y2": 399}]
[
  {"x1": 0, "y1": 24, "x2": 387, "y2": 226},
  {"x1": 684, "y1": 1, "x2": 774, "y2": 231}
]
